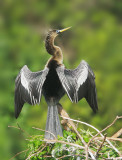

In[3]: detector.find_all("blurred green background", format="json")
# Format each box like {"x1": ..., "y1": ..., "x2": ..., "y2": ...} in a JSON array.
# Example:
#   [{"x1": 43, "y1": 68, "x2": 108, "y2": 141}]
[{"x1": 0, "y1": 0, "x2": 122, "y2": 159}]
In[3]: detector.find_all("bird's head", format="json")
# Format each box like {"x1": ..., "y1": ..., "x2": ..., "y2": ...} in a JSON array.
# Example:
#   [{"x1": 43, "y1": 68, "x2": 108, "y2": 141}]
[
  {"x1": 45, "y1": 26, "x2": 71, "y2": 56},
  {"x1": 48, "y1": 26, "x2": 71, "y2": 38}
]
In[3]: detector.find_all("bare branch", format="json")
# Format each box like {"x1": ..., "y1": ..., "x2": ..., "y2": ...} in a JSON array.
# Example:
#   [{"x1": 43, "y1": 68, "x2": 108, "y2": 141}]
[
  {"x1": 95, "y1": 137, "x2": 122, "y2": 142},
  {"x1": 56, "y1": 154, "x2": 83, "y2": 159},
  {"x1": 32, "y1": 127, "x2": 57, "y2": 140},
  {"x1": 96, "y1": 134, "x2": 107, "y2": 158},
  {"x1": 87, "y1": 116, "x2": 122, "y2": 156},
  {"x1": 44, "y1": 139, "x2": 85, "y2": 149},
  {"x1": 26, "y1": 144, "x2": 47, "y2": 160},
  {"x1": 112, "y1": 128, "x2": 122, "y2": 138},
  {"x1": 8, "y1": 123, "x2": 31, "y2": 137},
  {"x1": 60, "y1": 116, "x2": 121, "y2": 156}
]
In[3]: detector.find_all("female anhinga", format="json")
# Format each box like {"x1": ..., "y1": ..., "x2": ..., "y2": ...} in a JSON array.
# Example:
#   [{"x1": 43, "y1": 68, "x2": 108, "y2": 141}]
[{"x1": 15, "y1": 27, "x2": 98, "y2": 140}]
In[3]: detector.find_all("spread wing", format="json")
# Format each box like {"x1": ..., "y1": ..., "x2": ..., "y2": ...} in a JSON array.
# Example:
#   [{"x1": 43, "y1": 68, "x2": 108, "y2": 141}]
[
  {"x1": 56, "y1": 60, "x2": 98, "y2": 112},
  {"x1": 15, "y1": 65, "x2": 49, "y2": 118}
]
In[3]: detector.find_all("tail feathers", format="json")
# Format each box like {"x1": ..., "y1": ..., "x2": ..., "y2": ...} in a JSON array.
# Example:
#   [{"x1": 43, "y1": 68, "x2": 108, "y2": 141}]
[{"x1": 45, "y1": 105, "x2": 63, "y2": 140}]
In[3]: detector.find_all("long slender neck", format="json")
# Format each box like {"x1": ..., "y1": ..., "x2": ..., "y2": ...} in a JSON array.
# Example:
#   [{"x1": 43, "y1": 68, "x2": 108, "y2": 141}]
[
  {"x1": 45, "y1": 34, "x2": 55, "y2": 55},
  {"x1": 45, "y1": 33, "x2": 63, "y2": 64}
]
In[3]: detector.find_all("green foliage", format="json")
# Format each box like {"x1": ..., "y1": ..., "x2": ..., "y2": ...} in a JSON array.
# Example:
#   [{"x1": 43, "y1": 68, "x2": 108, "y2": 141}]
[{"x1": 25, "y1": 130, "x2": 120, "y2": 160}]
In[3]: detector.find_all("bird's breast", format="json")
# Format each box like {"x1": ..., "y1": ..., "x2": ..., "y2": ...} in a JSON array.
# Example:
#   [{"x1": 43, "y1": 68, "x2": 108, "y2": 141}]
[{"x1": 42, "y1": 67, "x2": 65, "y2": 103}]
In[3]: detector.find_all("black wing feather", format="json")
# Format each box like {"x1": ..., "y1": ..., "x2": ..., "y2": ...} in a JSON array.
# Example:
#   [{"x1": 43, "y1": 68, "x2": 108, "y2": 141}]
[
  {"x1": 56, "y1": 60, "x2": 98, "y2": 112},
  {"x1": 56, "y1": 66, "x2": 76, "y2": 102},
  {"x1": 15, "y1": 65, "x2": 49, "y2": 118},
  {"x1": 85, "y1": 71, "x2": 98, "y2": 112}
]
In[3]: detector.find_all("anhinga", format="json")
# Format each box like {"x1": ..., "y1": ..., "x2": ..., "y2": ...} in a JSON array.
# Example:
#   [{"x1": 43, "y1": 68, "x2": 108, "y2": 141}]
[{"x1": 15, "y1": 27, "x2": 98, "y2": 140}]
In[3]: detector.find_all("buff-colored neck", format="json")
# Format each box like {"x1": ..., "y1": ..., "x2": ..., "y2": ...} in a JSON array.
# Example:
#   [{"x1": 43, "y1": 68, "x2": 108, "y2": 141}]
[{"x1": 45, "y1": 33, "x2": 63, "y2": 64}]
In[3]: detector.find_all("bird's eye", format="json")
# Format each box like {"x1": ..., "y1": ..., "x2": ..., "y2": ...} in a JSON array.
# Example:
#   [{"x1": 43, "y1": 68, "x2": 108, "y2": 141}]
[{"x1": 56, "y1": 30, "x2": 60, "y2": 34}]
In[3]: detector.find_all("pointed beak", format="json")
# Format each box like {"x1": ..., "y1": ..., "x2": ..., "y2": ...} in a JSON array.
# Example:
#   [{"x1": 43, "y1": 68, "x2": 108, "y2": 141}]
[{"x1": 56, "y1": 26, "x2": 71, "y2": 34}]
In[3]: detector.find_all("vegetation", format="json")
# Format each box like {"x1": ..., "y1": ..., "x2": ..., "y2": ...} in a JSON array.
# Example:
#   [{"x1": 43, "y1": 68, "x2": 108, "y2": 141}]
[
  {"x1": 26, "y1": 131, "x2": 119, "y2": 160},
  {"x1": 0, "y1": 0, "x2": 122, "y2": 159},
  {"x1": 10, "y1": 116, "x2": 122, "y2": 160}
]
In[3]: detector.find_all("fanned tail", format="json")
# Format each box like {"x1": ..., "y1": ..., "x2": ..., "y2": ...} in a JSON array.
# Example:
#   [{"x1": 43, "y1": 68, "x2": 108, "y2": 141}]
[{"x1": 45, "y1": 105, "x2": 63, "y2": 140}]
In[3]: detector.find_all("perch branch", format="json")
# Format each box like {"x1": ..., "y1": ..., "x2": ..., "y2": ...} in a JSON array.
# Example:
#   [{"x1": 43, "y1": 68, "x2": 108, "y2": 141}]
[
  {"x1": 58, "y1": 104, "x2": 86, "y2": 145},
  {"x1": 57, "y1": 104, "x2": 95, "y2": 160}
]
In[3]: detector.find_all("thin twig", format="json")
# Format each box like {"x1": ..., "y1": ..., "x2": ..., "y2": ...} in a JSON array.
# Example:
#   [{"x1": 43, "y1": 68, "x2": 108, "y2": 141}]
[
  {"x1": 92, "y1": 116, "x2": 122, "y2": 139},
  {"x1": 60, "y1": 116, "x2": 121, "y2": 156},
  {"x1": 95, "y1": 137, "x2": 122, "y2": 142},
  {"x1": 26, "y1": 144, "x2": 47, "y2": 160},
  {"x1": 44, "y1": 139, "x2": 85, "y2": 149},
  {"x1": 8, "y1": 123, "x2": 31, "y2": 137},
  {"x1": 87, "y1": 116, "x2": 122, "y2": 156},
  {"x1": 96, "y1": 134, "x2": 107, "y2": 158},
  {"x1": 115, "y1": 157, "x2": 122, "y2": 160},
  {"x1": 32, "y1": 127, "x2": 57, "y2": 140},
  {"x1": 34, "y1": 144, "x2": 44, "y2": 153},
  {"x1": 17, "y1": 123, "x2": 31, "y2": 137},
  {"x1": 42, "y1": 155, "x2": 52, "y2": 158},
  {"x1": 9, "y1": 149, "x2": 29, "y2": 160},
  {"x1": 56, "y1": 154, "x2": 83, "y2": 159},
  {"x1": 112, "y1": 128, "x2": 122, "y2": 138}
]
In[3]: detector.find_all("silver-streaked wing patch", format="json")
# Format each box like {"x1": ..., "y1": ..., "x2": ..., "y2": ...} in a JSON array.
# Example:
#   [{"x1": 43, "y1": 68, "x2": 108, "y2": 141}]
[
  {"x1": 15, "y1": 65, "x2": 49, "y2": 118},
  {"x1": 76, "y1": 63, "x2": 88, "y2": 91},
  {"x1": 21, "y1": 72, "x2": 29, "y2": 92},
  {"x1": 56, "y1": 60, "x2": 98, "y2": 112},
  {"x1": 56, "y1": 66, "x2": 75, "y2": 102}
]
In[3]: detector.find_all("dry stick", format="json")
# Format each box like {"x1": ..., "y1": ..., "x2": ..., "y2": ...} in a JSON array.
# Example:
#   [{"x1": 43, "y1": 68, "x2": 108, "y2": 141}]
[
  {"x1": 8, "y1": 125, "x2": 31, "y2": 160},
  {"x1": 33, "y1": 144, "x2": 44, "y2": 154},
  {"x1": 9, "y1": 149, "x2": 29, "y2": 160},
  {"x1": 26, "y1": 144, "x2": 47, "y2": 160},
  {"x1": 96, "y1": 133, "x2": 107, "y2": 158},
  {"x1": 17, "y1": 123, "x2": 25, "y2": 133},
  {"x1": 89, "y1": 116, "x2": 122, "y2": 141},
  {"x1": 95, "y1": 137, "x2": 122, "y2": 142},
  {"x1": 9, "y1": 126, "x2": 55, "y2": 159},
  {"x1": 17, "y1": 123, "x2": 31, "y2": 137},
  {"x1": 44, "y1": 139, "x2": 85, "y2": 149},
  {"x1": 112, "y1": 128, "x2": 122, "y2": 138},
  {"x1": 8, "y1": 123, "x2": 31, "y2": 137},
  {"x1": 115, "y1": 157, "x2": 122, "y2": 160},
  {"x1": 60, "y1": 116, "x2": 121, "y2": 156},
  {"x1": 32, "y1": 127, "x2": 57, "y2": 140},
  {"x1": 42, "y1": 155, "x2": 52, "y2": 158},
  {"x1": 87, "y1": 116, "x2": 122, "y2": 156},
  {"x1": 57, "y1": 104, "x2": 95, "y2": 160},
  {"x1": 56, "y1": 154, "x2": 83, "y2": 159}
]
